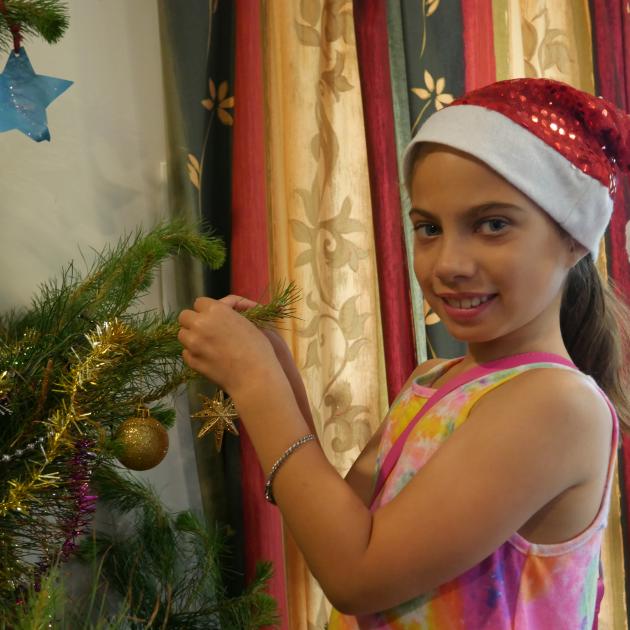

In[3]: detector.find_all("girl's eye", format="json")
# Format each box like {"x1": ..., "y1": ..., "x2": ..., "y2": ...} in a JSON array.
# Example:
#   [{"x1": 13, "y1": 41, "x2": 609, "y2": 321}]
[
  {"x1": 477, "y1": 218, "x2": 509, "y2": 234},
  {"x1": 413, "y1": 222, "x2": 441, "y2": 237}
]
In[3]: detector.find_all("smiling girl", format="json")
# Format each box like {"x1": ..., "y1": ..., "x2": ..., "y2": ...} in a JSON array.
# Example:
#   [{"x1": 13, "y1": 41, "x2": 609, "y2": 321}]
[{"x1": 178, "y1": 79, "x2": 630, "y2": 628}]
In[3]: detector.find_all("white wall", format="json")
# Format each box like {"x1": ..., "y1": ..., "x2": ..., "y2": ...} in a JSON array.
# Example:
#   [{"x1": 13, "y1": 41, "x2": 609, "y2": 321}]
[{"x1": 0, "y1": 0, "x2": 202, "y2": 516}]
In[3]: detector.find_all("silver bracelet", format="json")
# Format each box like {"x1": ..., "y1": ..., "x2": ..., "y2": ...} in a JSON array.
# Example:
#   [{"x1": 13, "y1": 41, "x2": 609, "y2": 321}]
[{"x1": 264, "y1": 434, "x2": 317, "y2": 505}]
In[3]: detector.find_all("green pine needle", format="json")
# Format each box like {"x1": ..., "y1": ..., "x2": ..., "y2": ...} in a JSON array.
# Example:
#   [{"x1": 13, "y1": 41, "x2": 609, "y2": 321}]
[
  {"x1": 243, "y1": 281, "x2": 302, "y2": 329},
  {"x1": 0, "y1": 221, "x2": 226, "y2": 615},
  {"x1": 77, "y1": 467, "x2": 279, "y2": 629},
  {"x1": 0, "y1": 220, "x2": 288, "y2": 626},
  {"x1": 0, "y1": 0, "x2": 69, "y2": 51}
]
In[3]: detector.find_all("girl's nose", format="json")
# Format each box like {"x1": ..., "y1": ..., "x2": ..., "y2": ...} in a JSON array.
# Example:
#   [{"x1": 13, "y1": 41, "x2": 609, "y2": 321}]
[{"x1": 432, "y1": 237, "x2": 476, "y2": 284}]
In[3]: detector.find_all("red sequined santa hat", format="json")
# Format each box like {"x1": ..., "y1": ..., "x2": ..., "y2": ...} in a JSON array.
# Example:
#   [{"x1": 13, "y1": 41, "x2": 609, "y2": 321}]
[{"x1": 403, "y1": 78, "x2": 630, "y2": 257}]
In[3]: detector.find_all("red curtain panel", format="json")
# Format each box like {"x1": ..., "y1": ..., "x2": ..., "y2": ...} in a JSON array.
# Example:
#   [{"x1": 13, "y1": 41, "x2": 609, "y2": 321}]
[
  {"x1": 353, "y1": 0, "x2": 416, "y2": 403},
  {"x1": 460, "y1": 0, "x2": 496, "y2": 91},
  {"x1": 231, "y1": 1, "x2": 288, "y2": 626},
  {"x1": 589, "y1": 0, "x2": 630, "y2": 560},
  {"x1": 590, "y1": 0, "x2": 630, "y2": 293}
]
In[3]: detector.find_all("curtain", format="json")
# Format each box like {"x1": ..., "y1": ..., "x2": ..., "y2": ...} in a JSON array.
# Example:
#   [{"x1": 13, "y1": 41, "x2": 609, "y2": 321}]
[
  {"x1": 589, "y1": 1, "x2": 630, "y2": 626},
  {"x1": 353, "y1": 1, "x2": 416, "y2": 404},
  {"x1": 158, "y1": 0, "x2": 242, "y2": 581},
  {"x1": 231, "y1": 1, "x2": 289, "y2": 626},
  {"x1": 159, "y1": 1, "x2": 291, "y2": 623},
  {"x1": 159, "y1": 1, "x2": 629, "y2": 627},
  {"x1": 262, "y1": 2, "x2": 390, "y2": 625}
]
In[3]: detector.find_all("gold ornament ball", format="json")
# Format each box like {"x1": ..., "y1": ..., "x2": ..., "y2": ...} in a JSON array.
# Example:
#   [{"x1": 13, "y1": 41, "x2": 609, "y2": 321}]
[{"x1": 115, "y1": 413, "x2": 169, "y2": 471}]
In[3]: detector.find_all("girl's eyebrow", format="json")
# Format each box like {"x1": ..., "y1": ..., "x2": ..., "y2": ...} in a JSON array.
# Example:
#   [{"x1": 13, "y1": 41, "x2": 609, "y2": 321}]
[{"x1": 408, "y1": 202, "x2": 525, "y2": 220}]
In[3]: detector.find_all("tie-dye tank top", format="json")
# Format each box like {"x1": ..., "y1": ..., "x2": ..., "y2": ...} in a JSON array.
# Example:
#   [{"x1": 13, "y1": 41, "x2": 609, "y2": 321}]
[{"x1": 328, "y1": 355, "x2": 619, "y2": 629}]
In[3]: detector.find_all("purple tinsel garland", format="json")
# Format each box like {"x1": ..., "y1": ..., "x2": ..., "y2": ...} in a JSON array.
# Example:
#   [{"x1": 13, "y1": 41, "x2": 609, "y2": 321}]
[{"x1": 33, "y1": 438, "x2": 98, "y2": 590}]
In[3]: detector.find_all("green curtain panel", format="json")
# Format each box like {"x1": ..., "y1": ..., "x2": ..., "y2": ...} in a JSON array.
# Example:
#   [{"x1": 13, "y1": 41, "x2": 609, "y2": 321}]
[
  {"x1": 158, "y1": 0, "x2": 245, "y2": 598},
  {"x1": 397, "y1": 0, "x2": 467, "y2": 360}
]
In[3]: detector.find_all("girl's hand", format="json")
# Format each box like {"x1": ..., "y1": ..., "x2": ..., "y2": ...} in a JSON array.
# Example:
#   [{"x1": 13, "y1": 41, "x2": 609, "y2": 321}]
[
  {"x1": 217, "y1": 295, "x2": 296, "y2": 371},
  {"x1": 214, "y1": 295, "x2": 317, "y2": 431},
  {"x1": 177, "y1": 296, "x2": 278, "y2": 396}
]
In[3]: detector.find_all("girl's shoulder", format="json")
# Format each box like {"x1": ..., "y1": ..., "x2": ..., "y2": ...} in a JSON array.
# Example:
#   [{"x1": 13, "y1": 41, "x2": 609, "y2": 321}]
[
  {"x1": 469, "y1": 365, "x2": 614, "y2": 471},
  {"x1": 467, "y1": 365, "x2": 616, "y2": 545},
  {"x1": 482, "y1": 363, "x2": 607, "y2": 414}
]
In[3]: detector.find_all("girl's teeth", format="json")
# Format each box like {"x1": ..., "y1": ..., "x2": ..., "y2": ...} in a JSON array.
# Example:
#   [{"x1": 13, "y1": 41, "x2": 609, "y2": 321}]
[{"x1": 445, "y1": 295, "x2": 491, "y2": 309}]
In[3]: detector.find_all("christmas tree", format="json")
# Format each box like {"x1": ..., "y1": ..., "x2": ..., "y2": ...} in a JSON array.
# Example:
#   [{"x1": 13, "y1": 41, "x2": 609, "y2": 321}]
[{"x1": 0, "y1": 221, "x2": 279, "y2": 627}]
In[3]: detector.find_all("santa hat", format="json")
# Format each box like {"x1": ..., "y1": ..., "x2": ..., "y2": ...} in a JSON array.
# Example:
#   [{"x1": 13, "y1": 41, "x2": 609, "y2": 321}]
[{"x1": 403, "y1": 78, "x2": 630, "y2": 257}]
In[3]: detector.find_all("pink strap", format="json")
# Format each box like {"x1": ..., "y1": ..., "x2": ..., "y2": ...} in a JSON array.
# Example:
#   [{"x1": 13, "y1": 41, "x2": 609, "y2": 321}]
[{"x1": 370, "y1": 352, "x2": 577, "y2": 509}]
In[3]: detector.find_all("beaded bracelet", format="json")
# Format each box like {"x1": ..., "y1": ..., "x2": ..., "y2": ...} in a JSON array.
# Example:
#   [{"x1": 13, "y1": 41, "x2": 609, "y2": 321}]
[{"x1": 264, "y1": 433, "x2": 317, "y2": 505}]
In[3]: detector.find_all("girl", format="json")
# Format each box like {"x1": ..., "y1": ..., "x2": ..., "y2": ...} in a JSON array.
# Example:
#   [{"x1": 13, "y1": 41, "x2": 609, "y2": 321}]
[{"x1": 178, "y1": 78, "x2": 630, "y2": 628}]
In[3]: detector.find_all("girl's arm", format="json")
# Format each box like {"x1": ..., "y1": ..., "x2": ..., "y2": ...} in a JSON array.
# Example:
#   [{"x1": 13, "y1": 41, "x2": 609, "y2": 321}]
[
  {"x1": 215, "y1": 295, "x2": 442, "y2": 506},
  {"x1": 344, "y1": 357, "x2": 446, "y2": 506},
  {"x1": 178, "y1": 299, "x2": 612, "y2": 614},
  {"x1": 215, "y1": 295, "x2": 317, "y2": 428}
]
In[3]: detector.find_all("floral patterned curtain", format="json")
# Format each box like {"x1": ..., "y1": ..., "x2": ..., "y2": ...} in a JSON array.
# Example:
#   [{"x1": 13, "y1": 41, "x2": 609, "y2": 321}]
[{"x1": 262, "y1": 2, "x2": 390, "y2": 624}]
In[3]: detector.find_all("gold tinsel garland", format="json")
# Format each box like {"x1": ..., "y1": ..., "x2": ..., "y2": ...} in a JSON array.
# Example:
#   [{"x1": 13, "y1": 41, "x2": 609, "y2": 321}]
[
  {"x1": 2, "y1": 283, "x2": 303, "y2": 513},
  {"x1": 0, "y1": 320, "x2": 134, "y2": 516}
]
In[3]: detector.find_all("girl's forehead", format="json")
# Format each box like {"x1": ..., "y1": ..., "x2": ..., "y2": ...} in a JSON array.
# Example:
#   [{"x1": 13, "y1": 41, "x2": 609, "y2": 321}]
[
  {"x1": 410, "y1": 148, "x2": 527, "y2": 203},
  {"x1": 412, "y1": 144, "x2": 503, "y2": 180},
  {"x1": 409, "y1": 147, "x2": 550, "y2": 222}
]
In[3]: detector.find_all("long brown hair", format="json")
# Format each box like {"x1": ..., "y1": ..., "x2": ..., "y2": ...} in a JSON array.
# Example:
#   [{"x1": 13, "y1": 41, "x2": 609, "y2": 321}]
[{"x1": 560, "y1": 255, "x2": 630, "y2": 431}]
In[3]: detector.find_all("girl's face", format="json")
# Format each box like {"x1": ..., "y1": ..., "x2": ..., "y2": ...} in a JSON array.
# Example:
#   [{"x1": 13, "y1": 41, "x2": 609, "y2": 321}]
[{"x1": 409, "y1": 144, "x2": 578, "y2": 352}]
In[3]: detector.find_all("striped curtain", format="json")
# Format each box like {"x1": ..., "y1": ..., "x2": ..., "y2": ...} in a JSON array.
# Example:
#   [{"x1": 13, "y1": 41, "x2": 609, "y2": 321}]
[
  {"x1": 263, "y1": 3, "x2": 390, "y2": 624},
  {"x1": 159, "y1": 1, "x2": 629, "y2": 628},
  {"x1": 157, "y1": 0, "x2": 247, "y2": 594}
]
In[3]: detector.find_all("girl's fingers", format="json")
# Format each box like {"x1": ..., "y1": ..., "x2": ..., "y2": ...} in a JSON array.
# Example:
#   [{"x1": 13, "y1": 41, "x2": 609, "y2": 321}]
[
  {"x1": 193, "y1": 296, "x2": 215, "y2": 312},
  {"x1": 178, "y1": 309, "x2": 197, "y2": 328},
  {"x1": 182, "y1": 348, "x2": 199, "y2": 370},
  {"x1": 190, "y1": 294, "x2": 259, "y2": 314},
  {"x1": 177, "y1": 326, "x2": 193, "y2": 347},
  {"x1": 219, "y1": 294, "x2": 259, "y2": 312}
]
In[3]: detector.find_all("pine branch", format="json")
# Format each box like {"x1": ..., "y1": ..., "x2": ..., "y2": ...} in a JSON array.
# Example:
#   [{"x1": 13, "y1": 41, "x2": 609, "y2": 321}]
[
  {"x1": 0, "y1": 220, "x2": 286, "y2": 624},
  {"x1": 66, "y1": 219, "x2": 225, "y2": 327},
  {"x1": 5, "y1": 558, "x2": 136, "y2": 630},
  {"x1": 242, "y1": 281, "x2": 301, "y2": 328},
  {"x1": 0, "y1": 221, "x2": 227, "y2": 613},
  {"x1": 80, "y1": 468, "x2": 279, "y2": 628},
  {"x1": 0, "y1": 0, "x2": 69, "y2": 51}
]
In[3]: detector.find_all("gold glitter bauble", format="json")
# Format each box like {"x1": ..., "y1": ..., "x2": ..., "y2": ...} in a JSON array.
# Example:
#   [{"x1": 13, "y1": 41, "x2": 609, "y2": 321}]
[{"x1": 115, "y1": 407, "x2": 169, "y2": 470}]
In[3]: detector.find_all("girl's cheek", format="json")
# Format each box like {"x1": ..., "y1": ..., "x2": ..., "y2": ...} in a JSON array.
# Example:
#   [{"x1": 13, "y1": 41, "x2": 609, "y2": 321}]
[{"x1": 413, "y1": 263, "x2": 432, "y2": 290}]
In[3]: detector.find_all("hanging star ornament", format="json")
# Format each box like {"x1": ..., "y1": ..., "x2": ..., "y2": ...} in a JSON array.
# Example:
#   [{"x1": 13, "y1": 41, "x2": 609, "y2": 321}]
[
  {"x1": 0, "y1": 47, "x2": 72, "y2": 141},
  {"x1": 191, "y1": 390, "x2": 239, "y2": 451}
]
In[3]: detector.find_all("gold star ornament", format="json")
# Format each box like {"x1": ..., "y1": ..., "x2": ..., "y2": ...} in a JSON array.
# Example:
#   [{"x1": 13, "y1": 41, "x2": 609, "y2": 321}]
[{"x1": 191, "y1": 390, "x2": 239, "y2": 451}]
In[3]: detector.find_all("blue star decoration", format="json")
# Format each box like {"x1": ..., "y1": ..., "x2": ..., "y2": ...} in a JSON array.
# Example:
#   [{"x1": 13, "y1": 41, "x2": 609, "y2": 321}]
[{"x1": 0, "y1": 47, "x2": 72, "y2": 142}]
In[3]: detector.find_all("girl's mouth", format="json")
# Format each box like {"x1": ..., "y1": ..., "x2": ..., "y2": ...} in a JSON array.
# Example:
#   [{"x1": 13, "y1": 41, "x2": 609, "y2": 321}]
[
  {"x1": 441, "y1": 294, "x2": 494, "y2": 309},
  {"x1": 440, "y1": 294, "x2": 497, "y2": 320}
]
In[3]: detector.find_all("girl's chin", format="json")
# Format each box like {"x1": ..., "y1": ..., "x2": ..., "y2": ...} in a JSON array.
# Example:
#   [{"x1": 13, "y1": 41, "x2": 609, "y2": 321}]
[{"x1": 439, "y1": 322, "x2": 501, "y2": 344}]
